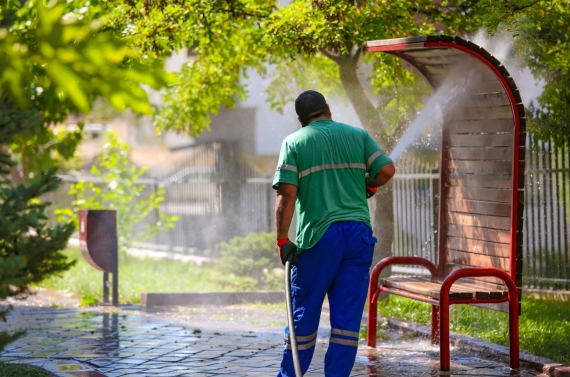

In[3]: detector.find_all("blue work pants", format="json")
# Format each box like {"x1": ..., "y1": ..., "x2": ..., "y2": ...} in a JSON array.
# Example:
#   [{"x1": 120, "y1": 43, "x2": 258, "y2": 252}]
[{"x1": 277, "y1": 221, "x2": 376, "y2": 377}]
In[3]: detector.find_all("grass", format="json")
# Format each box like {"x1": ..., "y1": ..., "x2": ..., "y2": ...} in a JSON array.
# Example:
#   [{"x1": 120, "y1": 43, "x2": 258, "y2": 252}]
[
  {"x1": 36, "y1": 247, "x2": 243, "y2": 304},
  {"x1": 377, "y1": 295, "x2": 570, "y2": 364},
  {"x1": 0, "y1": 363, "x2": 54, "y2": 376}
]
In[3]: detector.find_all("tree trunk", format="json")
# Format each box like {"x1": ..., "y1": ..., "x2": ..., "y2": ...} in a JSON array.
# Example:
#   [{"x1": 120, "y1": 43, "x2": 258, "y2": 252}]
[{"x1": 336, "y1": 53, "x2": 394, "y2": 270}]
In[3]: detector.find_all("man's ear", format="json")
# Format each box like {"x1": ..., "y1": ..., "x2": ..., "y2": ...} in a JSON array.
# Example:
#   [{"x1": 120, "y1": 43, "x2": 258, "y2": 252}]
[{"x1": 326, "y1": 104, "x2": 332, "y2": 118}]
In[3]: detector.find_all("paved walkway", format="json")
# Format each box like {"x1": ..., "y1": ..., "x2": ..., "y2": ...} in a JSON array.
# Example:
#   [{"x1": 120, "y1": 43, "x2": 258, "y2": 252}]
[{"x1": 0, "y1": 301, "x2": 541, "y2": 377}]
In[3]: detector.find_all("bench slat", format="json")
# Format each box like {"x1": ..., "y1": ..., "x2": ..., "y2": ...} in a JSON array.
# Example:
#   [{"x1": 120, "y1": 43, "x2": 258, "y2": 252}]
[
  {"x1": 446, "y1": 249, "x2": 510, "y2": 271},
  {"x1": 445, "y1": 212, "x2": 511, "y2": 230},
  {"x1": 447, "y1": 134, "x2": 513, "y2": 147},
  {"x1": 448, "y1": 119, "x2": 513, "y2": 134},
  {"x1": 450, "y1": 106, "x2": 513, "y2": 121},
  {"x1": 381, "y1": 276, "x2": 507, "y2": 301},
  {"x1": 445, "y1": 264, "x2": 510, "y2": 287},
  {"x1": 446, "y1": 186, "x2": 512, "y2": 203},
  {"x1": 447, "y1": 147, "x2": 513, "y2": 161},
  {"x1": 447, "y1": 173, "x2": 513, "y2": 189},
  {"x1": 447, "y1": 160, "x2": 513, "y2": 175},
  {"x1": 447, "y1": 198, "x2": 511, "y2": 217},
  {"x1": 465, "y1": 93, "x2": 512, "y2": 108},
  {"x1": 446, "y1": 224, "x2": 511, "y2": 244},
  {"x1": 446, "y1": 236, "x2": 511, "y2": 257}
]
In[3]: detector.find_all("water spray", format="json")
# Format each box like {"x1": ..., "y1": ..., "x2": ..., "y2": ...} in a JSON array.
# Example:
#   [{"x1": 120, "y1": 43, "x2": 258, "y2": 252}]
[{"x1": 389, "y1": 67, "x2": 477, "y2": 160}]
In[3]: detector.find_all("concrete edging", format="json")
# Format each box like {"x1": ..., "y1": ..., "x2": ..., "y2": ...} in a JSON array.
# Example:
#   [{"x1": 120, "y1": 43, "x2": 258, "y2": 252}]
[{"x1": 140, "y1": 291, "x2": 285, "y2": 307}]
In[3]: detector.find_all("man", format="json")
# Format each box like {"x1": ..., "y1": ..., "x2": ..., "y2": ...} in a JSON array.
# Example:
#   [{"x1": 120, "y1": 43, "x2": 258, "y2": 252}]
[{"x1": 273, "y1": 90, "x2": 395, "y2": 377}]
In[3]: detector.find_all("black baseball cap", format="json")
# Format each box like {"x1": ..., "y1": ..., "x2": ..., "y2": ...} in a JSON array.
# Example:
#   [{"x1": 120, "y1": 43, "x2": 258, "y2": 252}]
[{"x1": 295, "y1": 90, "x2": 328, "y2": 123}]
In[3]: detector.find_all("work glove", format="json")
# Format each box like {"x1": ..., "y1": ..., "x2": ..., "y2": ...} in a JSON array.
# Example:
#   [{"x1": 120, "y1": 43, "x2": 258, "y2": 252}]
[
  {"x1": 277, "y1": 238, "x2": 299, "y2": 266},
  {"x1": 365, "y1": 173, "x2": 377, "y2": 199},
  {"x1": 366, "y1": 186, "x2": 377, "y2": 198}
]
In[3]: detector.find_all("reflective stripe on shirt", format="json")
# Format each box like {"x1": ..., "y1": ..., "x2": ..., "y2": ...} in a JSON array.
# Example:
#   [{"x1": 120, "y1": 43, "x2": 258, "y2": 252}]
[
  {"x1": 367, "y1": 150, "x2": 386, "y2": 169},
  {"x1": 276, "y1": 164, "x2": 298, "y2": 173},
  {"x1": 298, "y1": 163, "x2": 366, "y2": 179}
]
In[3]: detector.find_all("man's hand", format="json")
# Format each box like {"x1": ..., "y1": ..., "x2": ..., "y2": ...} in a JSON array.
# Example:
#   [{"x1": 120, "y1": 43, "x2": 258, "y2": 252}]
[
  {"x1": 366, "y1": 185, "x2": 377, "y2": 198},
  {"x1": 277, "y1": 238, "x2": 299, "y2": 266}
]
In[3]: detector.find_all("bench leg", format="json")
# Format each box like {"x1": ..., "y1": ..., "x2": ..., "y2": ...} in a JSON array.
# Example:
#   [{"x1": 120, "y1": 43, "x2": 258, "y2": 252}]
[
  {"x1": 431, "y1": 305, "x2": 440, "y2": 344},
  {"x1": 439, "y1": 301, "x2": 451, "y2": 371},
  {"x1": 367, "y1": 292, "x2": 378, "y2": 347},
  {"x1": 509, "y1": 300, "x2": 520, "y2": 369}
]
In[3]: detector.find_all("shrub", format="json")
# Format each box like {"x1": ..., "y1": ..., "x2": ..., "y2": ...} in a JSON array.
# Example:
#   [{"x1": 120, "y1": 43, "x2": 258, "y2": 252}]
[{"x1": 217, "y1": 232, "x2": 283, "y2": 291}]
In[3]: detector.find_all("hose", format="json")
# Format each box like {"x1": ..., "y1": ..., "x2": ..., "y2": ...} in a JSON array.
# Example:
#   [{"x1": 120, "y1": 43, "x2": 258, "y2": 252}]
[{"x1": 285, "y1": 261, "x2": 303, "y2": 377}]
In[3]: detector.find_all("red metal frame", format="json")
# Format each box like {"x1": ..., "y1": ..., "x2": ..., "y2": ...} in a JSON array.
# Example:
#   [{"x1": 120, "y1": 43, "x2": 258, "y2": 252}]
[
  {"x1": 365, "y1": 43, "x2": 421, "y2": 52},
  {"x1": 366, "y1": 39, "x2": 523, "y2": 372},
  {"x1": 439, "y1": 268, "x2": 519, "y2": 371},
  {"x1": 425, "y1": 41, "x2": 522, "y2": 285},
  {"x1": 367, "y1": 256, "x2": 438, "y2": 347}
]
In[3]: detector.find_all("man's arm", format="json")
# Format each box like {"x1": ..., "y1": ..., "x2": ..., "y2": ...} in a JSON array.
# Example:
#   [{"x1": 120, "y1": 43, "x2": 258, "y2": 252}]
[
  {"x1": 366, "y1": 162, "x2": 396, "y2": 188},
  {"x1": 275, "y1": 183, "x2": 297, "y2": 240}
]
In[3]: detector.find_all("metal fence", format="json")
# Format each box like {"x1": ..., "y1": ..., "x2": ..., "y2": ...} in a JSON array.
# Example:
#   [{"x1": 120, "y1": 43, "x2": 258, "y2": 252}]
[
  {"x1": 48, "y1": 142, "x2": 275, "y2": 257},
  {"x1": 523, "y1": 134, "x2": 570, "y2": 290},
  {"x1": 49, "y1": 136, "x2": 570, "y2": 290}
]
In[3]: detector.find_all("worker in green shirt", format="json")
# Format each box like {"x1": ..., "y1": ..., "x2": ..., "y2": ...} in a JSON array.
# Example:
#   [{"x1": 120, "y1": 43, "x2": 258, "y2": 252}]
[{"x1": 273, "y1": 90, "x2": 395, "y2": 376}]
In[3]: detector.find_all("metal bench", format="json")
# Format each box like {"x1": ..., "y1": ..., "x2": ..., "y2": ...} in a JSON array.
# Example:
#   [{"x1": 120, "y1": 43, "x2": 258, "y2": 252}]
[{"x1": 363, "y1": 36, "x2": 526, "y2": 371}]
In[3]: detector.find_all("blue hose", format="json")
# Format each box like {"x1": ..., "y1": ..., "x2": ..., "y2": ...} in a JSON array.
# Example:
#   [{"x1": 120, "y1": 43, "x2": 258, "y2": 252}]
[{"x1": 285, "y1": 261, "x2": 303, "y2": 376}]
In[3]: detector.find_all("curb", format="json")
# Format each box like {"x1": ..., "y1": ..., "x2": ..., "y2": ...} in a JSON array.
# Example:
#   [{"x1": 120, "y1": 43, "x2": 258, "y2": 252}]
[{"x1": 140, "y1": 291, "x2": 285, "y2": 306}]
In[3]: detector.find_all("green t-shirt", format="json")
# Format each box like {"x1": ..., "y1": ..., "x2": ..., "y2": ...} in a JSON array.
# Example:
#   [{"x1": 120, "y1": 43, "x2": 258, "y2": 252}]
[{"x1": 272, "y1": 119, "x2": 393, "y2": 251}]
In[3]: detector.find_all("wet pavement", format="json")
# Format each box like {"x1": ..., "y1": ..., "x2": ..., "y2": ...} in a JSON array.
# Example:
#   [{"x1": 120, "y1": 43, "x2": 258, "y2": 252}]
[{"x1": 0, "y1": 302, "x2": 541, "y2": 377}]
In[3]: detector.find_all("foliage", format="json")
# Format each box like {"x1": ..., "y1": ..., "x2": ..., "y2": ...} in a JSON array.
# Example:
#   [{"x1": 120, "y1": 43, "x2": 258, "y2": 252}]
[
  {"x1": 55, "y1": 130, "x2": 178, "y2": 250},
  {"x1": 217, "y1": 232, "x2": 283, "y2": 291},
  {"x1": 377, "y1": 295, "x2": 570, "y2": 364},
  {"x1": 0, "y1": 0, "x2": 175, "y2": 186},
  {"x1": 514, "y1": 0, "x2": 570, "y2": 145},
  {"x1": 152, "y1": 1, "x2": 276, "y2": 134},
  {"x1": 0, "y1": 0, "x2": 174, "y2": 114},
  {"x1": 0, "y1": 363, "x2": 55, "y2": 377},
  {"x1": 0, "y1": 107, "x2": 76, "y2": 352},
  {"x1": 79, "y1": 294, "x2": 99, "y2": 307},
  {"x1": 140, "y1": 0, "x2": 485, "y2": 140},
  {"x1": 38, "y1": 247, "x2": 243, "y2": 304},
  {"x1": 0, "y1": 0, "x2": 172, "y2": 353}
]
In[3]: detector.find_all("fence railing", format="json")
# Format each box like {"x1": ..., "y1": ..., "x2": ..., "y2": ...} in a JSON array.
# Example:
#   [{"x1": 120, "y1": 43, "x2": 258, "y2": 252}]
[{"x1": 523, "y1": 134, "x2": 570, "y2": 290}]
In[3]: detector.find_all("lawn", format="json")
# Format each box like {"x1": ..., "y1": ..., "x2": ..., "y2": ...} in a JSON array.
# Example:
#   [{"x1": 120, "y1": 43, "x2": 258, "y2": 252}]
[
  {"x1": 37, "y1": 247, "x2": 244, "y2": 304},
  {"x1": 376, "y1": 295, "x2": 570, "y2": 364},
  {"x1": 0, "y1": 363, "x2": 54, "y2": 376}
]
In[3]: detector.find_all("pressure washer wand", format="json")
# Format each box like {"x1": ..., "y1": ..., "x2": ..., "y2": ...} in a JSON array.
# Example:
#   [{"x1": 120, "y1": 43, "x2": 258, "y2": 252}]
[{"x1": 285, "y1": 261, "x2": 303, "y2": 377}]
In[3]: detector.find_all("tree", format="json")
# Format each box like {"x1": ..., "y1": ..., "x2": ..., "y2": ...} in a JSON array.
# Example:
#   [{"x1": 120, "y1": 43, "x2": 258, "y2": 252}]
[
  {"x1": 94, "y1": 0, "x2": 562, "y2": 265},
  {"x1": 514, "y1": 0, "x2": 570, "y2": 146},
  {"x1": 1, "y1": 0, "x2": 175, "y2": 184},
  {"x1": 0, "y1": 0, "x2": 172, "y2": 349},
  {"x1": 115, "y1": 0, "x2": 487, "y2": 265},
  {"x1": 0, "y1": 95, "x2": 76, "y2": 351}
]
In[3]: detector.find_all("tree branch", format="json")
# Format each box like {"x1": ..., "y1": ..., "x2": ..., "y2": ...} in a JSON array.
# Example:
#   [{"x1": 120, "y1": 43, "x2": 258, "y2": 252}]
[
  {"x1": 352, "y1": 44, "x2": 362, "y2": 63},
  {"x1": 319, "y1": 48, "x2": 341, "y2": 62}
]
